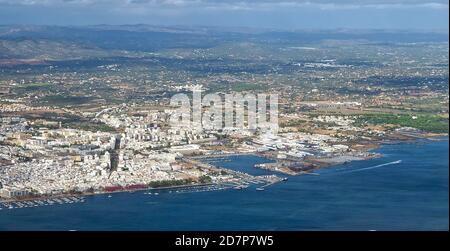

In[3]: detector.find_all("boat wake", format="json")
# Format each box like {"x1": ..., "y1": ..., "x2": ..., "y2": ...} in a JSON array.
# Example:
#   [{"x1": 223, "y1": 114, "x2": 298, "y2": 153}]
[{"x1": 341, "y1": 160, "x2": 402, "y2": 174}]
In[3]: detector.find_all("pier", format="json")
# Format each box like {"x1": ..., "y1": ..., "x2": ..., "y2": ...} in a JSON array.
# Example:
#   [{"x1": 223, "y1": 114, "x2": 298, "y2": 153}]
[
  {"x1": 0, "y1": 196, "x2": 85, "y2": 210},
  {"x1": 183, "y1": 157, "x2": 284, "y2": 191},
  {"x1": 191, "y1": 152, "x2": 257, "y2": 160}
]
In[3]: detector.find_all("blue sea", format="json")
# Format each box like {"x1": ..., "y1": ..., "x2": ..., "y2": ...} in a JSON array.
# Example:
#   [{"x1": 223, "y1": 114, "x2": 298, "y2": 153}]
[{"x1": 0, "y1": 138, "x2": 448, "y2": 230}]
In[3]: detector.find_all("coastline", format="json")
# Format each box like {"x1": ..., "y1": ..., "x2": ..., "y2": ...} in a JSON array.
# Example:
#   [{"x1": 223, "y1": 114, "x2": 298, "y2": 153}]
[
  {"x1": 0, "y1": 182, "x2": 217, "y2": 204},
  {"x1": 302, "y1": 134, "x2": 448, "y2": 173},
  {"x1": 203, "y1": 133, "x2": 448, "y2": 176},
  {"x1": 2, "y1": 138, "x2": 447, "y2": 231},
  {"x1": 1, "y1": 134, "x2": 447, "y2": 204}
]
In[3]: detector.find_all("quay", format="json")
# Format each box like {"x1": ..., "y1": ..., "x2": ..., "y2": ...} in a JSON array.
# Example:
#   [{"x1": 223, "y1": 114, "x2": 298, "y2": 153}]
[
  {"x1": 0, "y1": 196, "x2": 85, "y2": 210},
  {"x1": 183, "y1": 157, "x2": 284, "y2": 191},
  {"x1": 191, "y1": 152, "x2": 257, "y2": 160}
]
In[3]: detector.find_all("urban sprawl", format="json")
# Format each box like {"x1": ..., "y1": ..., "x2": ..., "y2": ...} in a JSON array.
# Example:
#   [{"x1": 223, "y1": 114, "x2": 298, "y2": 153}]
[{"x1": 0, "y1": 26, "x2": 448, "y2": 201}]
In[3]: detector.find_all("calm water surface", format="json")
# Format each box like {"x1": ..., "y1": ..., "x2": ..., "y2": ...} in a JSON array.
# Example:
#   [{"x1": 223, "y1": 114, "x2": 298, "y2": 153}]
[{"x1": 0, "y1": 139, "x2": 448, "y2": 230}]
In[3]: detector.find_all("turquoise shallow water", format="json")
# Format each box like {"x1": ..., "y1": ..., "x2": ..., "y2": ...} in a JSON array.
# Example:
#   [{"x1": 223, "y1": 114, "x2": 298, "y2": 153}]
[{"x1": 0, "y1": 138, "x2": 448, "y2": 230}]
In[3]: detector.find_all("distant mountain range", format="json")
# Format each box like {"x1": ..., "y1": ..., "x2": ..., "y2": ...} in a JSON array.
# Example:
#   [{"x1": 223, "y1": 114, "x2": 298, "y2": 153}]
[{"x1": 0, "y1": 25, "x2": 448, "y2": 62}]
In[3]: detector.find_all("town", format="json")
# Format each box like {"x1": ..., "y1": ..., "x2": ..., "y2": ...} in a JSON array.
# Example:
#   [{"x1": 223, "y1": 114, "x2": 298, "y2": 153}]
[{"x1": 0, "y1": 26, "x2": 448, "y2": 201}]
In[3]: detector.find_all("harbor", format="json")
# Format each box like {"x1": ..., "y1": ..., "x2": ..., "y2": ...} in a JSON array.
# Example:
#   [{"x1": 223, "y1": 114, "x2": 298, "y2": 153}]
[
  {"x1": 0, "y1": 196, "x2": 85, "y2": 210},
  {"x1": 0, "y1": 155, "x2": 285, "y2": 208},
  {"x1": 184, "y1": 156, "x2": 285, "y2": 191},
  {"x1": 0, "y1": 140, "x2": 448, "y2": 230}
]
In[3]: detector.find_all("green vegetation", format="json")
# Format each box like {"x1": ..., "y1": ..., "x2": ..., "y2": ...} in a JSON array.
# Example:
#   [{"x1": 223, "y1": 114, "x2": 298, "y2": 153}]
[
  {"x1": 148, "y1": 179, "x2": 193, "y2": 188},
  {"x1": 230, "y1": 83, "x2": 268, "y2": 92},
  {"x1": 42, "y1": 95, "x2": 94, "y2": 106},
  {"x1": 147, "y1": 176, "x2": 212, "y2": 188},
  {"x1": 280, "y1": 119, "x2": 307, "y2": 128},
  {"x1": 355, "y1": 113, "x2": 449, "y2": 133},
  {"x1": 65, "y1": 122, "x2": 117, "y2": 133},
  {"x1": 14, "y1": 82, "x2": 55, "y2": 94},
  {"x1": 17, "y1": 82, "x2": 52, "y2": 89},
  {"x1": 198, "y1": 175, "x2": 212, "y2": 184},
  {"x1": 210, "y1": 82, "x2": 269, "y2": 93}
]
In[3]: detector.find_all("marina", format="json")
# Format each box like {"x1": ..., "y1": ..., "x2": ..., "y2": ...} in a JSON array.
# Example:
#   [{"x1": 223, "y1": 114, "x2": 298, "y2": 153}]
[
  {"x1": 0, "y1": 169, "x2": 283, "y2": 210},
  {"x1": 150, "y1": 184, "x2": 231, "y2": 194},
  {"x1": 0, "y1": 196, "x2": 85, "y2": 210},
  {"x1": 0, "y1": 140, "x2": 448, "y2": 230},
  {"x1": 0, "y1": 163, "x2": 283, "y2": 209}
]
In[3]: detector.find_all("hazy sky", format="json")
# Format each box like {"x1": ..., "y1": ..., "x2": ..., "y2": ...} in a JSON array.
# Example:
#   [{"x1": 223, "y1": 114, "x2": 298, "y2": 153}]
[{"x1": 0, "y1": 0, "x2": 448, "y2": 30}]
